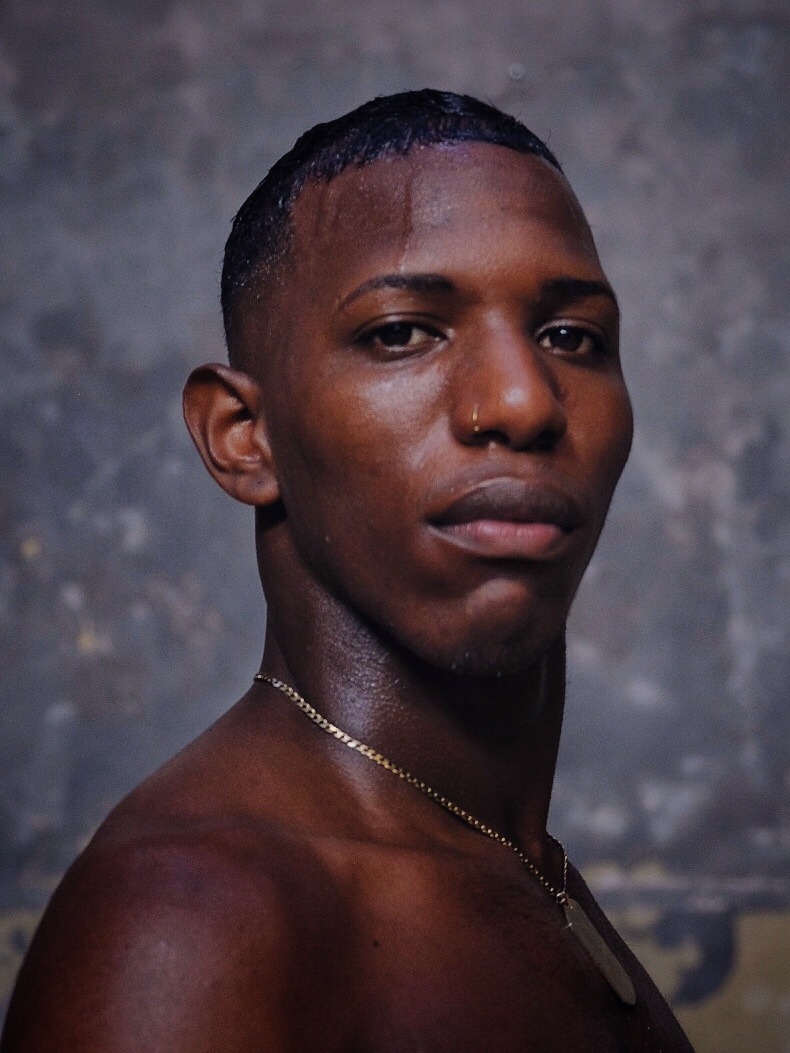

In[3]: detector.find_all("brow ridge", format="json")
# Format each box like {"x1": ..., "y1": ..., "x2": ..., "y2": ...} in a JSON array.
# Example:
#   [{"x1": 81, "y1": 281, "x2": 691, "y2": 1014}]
[
  {"x1": 339, "y1": 272, "x2": 619, "y2": 313},
  {"x1": 542, "y1": 277, "x2": 619, "y2": 311},
  {"x1": 339, "y1": 273, "x2": 456, "y2": 310}
]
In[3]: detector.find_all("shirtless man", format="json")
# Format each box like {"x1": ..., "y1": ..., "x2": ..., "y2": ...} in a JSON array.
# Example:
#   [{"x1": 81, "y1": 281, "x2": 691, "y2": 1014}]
[{"x1": 2, "y1": 90, "x2": 694, "y2": 1052}]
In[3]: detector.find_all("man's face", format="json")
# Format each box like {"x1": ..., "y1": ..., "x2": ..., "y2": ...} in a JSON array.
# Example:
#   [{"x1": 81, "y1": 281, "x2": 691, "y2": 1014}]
[{"x1": 256, "y1": 143, "x2": 633, "y2": 674}]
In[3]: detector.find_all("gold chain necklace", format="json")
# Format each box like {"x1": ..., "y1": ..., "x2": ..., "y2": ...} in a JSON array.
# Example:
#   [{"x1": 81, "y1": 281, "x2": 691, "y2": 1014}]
[{"x1": 254, "y1": 672, "x2": 636, "y2": 1005}]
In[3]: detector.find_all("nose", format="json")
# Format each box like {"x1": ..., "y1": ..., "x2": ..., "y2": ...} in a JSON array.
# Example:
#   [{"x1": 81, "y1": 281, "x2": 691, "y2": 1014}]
[{"x1": 452, "y1": 321, "x2": 567, "y2": 451}]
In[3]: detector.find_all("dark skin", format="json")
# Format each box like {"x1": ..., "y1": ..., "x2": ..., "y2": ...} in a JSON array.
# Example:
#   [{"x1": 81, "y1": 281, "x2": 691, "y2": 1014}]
[{"x1": 2, "y1": 144, "x2": 694, "y2": 1051}]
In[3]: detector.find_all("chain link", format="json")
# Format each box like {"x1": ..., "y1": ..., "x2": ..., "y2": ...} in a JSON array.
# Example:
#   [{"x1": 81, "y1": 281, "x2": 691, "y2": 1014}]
[{"x1": 254, "y1": 673, "x2": 569, "y2": 906}]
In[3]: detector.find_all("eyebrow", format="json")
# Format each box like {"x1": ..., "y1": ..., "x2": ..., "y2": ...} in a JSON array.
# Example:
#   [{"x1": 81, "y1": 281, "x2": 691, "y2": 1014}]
[
  {"x1": 542, "y1": 277, "x2": 619, "y2": 312},
  {"x1": 339, "y1": 273, "x2": 456, "y2": 310},
  {"x1": 338, "y1": 272, "x2": 619, "y2": 312}
]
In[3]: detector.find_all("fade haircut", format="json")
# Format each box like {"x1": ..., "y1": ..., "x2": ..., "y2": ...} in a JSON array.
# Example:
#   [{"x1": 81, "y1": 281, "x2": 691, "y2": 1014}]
[{"x1": 221, "y1": 89, "x2": 562, "y2": 367}]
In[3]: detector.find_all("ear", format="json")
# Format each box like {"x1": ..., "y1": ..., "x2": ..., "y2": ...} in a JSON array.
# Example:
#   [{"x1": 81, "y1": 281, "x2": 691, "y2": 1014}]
[{"x1": 182, "y1": 363, "x2": 280, "y2": 506}]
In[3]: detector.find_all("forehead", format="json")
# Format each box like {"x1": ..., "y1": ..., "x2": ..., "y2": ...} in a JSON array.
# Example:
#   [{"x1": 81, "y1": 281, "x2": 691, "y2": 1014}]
[{"x1": 285, "y1": 143, "x2": 599, "y2": 298}]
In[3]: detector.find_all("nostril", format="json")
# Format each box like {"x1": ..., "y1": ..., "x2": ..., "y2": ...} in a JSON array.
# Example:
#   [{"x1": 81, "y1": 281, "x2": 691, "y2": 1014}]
[
  {"x1": 467, "y1": 423, "x2": 560, "y2": 451},
  {"x1": 454, "y1": 344, "x2": 568, "y2": 450},
  {"x1": 532, "y1": 428, "x2": 560, "y2": 452},
  {"x1": 468, "y1": 422, "x2": 508, "y2": 447}
]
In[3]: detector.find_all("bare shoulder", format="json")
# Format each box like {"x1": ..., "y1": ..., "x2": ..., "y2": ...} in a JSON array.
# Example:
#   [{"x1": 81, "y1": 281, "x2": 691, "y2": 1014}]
[
  {"x1": 567, "y1": 866, "x2": 696, "y2": 1052},
  {"x1": 2, "y1": 806, "x2": 351, "y2": 1052}
]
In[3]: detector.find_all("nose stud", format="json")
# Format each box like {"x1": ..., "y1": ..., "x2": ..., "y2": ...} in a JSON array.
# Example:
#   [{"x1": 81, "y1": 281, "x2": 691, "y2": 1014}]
[{"x1": 472, "y1": 406, "x2": 481, "y2": 434}]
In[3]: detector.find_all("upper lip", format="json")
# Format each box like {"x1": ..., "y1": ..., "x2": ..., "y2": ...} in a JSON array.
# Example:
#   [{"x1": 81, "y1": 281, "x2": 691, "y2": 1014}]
[{"x1": 428, "y1": 477, "x2": 586, "y2": 531}]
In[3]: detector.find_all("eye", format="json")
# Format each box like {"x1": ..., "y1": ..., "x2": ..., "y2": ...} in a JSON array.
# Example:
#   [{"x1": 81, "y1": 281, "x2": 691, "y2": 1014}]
[
  {"x1": 358, "y1": 321, "x2": 444, "y2": 355},
  {"x1": 538, "y1": 325, "x2": 603, "y2": 356}
]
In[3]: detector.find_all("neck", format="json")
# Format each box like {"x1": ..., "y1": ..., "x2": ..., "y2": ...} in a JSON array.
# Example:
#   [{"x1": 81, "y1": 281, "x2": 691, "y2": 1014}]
[{"x1": 258, "y1": 571, "x2": 566, "y2": 866}]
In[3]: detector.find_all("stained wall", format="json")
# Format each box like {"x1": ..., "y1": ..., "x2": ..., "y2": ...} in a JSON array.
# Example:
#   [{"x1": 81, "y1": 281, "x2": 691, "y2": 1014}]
[{"x1": 1, "y1": 2, "x2": 787, "y2": 1048}]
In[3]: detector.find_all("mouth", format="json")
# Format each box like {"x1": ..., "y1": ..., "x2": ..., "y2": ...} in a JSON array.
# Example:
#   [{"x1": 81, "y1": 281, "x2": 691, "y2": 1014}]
[{"x1": 427, "y1": 477, "x2": 586, "y2": 561}]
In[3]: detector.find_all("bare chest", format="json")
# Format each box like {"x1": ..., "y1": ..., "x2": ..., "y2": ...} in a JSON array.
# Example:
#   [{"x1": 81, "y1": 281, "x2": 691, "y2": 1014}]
[{"x1": 314, "y1": 853, "x2": 694, "y2": 1053}]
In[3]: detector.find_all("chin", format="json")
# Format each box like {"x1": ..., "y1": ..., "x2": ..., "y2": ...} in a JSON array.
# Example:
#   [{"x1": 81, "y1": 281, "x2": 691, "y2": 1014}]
[
  {"x1": 404, "y1": 611, "x2": 568, "y2": 679},
  {"x1": 447, "y1": 646, "x2": 547, "y2": 678},
  {"x1": 437, "y1": 588, "x2": 572, "y2": 677},
  {"x1": 341, "y1": 567, "x2": 574, "y2": 679},
  {"x1": 444, "y1": 631, "x2": 558, "y2": 677}
]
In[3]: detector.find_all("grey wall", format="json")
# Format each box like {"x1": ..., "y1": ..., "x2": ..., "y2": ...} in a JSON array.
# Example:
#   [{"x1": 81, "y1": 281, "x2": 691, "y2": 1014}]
[{"x1": 1, "y1": 1, "x2": 787, "y2": 1048}]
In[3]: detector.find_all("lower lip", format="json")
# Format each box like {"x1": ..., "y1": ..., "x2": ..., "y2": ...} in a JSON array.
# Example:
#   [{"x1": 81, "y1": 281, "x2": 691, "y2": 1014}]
[{"x1": 432, "y1": 520, "x2": 570, "y2": 560}]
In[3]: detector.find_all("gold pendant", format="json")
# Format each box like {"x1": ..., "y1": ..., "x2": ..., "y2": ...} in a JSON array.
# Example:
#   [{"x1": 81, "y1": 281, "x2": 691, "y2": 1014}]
[{"x1": 563, "y1": 897, "x2": 637, "y2": 1005}]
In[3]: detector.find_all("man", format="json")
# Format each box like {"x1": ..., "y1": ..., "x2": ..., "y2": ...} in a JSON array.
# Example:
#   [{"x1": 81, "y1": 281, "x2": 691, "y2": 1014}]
[{"x1": 2, "y1": 90, "x2": 694, "y2": 1051}]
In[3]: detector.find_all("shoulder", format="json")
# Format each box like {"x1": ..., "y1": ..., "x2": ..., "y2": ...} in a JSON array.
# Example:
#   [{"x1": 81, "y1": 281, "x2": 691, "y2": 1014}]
[
  {"x1": 2, "y1": 817, "x2": 351, "y2": 1052},
  {"x1": 566, "y1": 866, "x2": 696, "y2": 1052}
]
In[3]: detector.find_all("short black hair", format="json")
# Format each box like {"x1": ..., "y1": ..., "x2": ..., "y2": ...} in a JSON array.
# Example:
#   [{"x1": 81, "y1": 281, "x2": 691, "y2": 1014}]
[{"x1": 221, "y1": 89, "x2": 562, "y2": 365}]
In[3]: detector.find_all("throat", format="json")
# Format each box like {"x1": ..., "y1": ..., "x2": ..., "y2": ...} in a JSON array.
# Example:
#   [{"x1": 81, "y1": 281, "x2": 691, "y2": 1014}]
[{"x1": 259, "y1": 617, "x2": 566, "y2": 857}]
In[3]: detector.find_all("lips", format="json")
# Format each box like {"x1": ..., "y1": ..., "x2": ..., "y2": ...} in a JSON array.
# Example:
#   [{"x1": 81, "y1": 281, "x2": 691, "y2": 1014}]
[{"x1": 427, "y1": 478, "x2": 586, "y2": 560}]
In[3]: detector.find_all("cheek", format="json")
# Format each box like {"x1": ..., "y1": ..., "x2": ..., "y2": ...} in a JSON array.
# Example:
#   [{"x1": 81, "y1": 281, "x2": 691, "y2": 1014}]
[
  {"x1": 570, "y1": 379, "x2": 633, "y2": 488},
  {"x1": 606, "y1": 385, "x2": 634, "y2": 476},
  {"x1": 272, "y1": 367, "x2": 438, "y2": 554},
  {"x1": 286, "y1": 361, "x2": 441, "y2": 480}
]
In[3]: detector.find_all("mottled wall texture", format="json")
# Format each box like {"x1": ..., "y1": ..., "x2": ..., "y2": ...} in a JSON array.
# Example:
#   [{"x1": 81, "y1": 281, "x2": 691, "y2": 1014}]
[{"x1": 1, "y1": 0, "x2": 787, "y2": 1047}]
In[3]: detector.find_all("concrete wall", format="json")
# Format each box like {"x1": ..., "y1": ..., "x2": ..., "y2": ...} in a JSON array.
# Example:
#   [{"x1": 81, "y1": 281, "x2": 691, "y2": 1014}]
[{"x1": 1, "y1": 1, "x2": 787, "y2": 1047}]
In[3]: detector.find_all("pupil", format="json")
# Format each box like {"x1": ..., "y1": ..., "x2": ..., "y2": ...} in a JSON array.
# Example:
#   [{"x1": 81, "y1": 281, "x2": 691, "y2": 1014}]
[
  {"x1": 555, "y1": 327, "x2": 580, "y2": 351},
  {"x1": 381, "y1": 323, "x2": 411, "y2": 345}
]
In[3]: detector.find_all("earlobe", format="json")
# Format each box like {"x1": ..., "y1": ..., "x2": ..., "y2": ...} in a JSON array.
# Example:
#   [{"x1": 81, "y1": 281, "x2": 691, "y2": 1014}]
[{"x1": 182, "y1": 363, "x2": 280, "y2": 507}]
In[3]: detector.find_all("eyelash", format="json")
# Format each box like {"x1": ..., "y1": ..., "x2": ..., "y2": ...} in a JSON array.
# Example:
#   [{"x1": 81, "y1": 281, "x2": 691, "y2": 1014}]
[
  {"x1": 536, "y1": 324, "x2": 607, "y2": 357},
  {"x1": 355, "y1": 320, "x2": 608, "y2": 359},
  {"x1": 356, "y1": 320, "x2": 445, "y2": 355}
]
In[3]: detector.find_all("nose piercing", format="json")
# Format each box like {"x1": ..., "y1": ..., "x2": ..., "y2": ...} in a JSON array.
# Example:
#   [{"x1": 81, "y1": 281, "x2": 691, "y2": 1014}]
[{"x1": 472, "y1": 406, "x2": 480, "y2": 434}]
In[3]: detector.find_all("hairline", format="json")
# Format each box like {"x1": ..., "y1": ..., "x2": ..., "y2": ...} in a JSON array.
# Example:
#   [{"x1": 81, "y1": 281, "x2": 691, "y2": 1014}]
[{"x1": 227, "y1": 140, "x2": 570, "y2": 371}]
